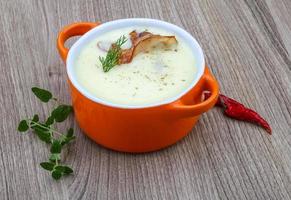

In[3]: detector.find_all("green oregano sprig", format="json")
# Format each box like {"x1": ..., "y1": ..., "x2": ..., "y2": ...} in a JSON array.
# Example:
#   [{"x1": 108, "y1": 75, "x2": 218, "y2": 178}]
[{"x1": 17, "y1": 87, "x2": 75, "y2": 180}]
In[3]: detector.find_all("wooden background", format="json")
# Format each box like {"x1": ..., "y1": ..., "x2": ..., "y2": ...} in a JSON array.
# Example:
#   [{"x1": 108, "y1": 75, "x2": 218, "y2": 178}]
[{"x1": 0, "y1": 0, "x2": 290, "y2": 199}]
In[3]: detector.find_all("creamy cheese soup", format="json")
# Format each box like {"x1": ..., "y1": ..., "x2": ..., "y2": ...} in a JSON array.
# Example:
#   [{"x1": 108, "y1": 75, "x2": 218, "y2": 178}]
[{"x1": 75, "y1": 26, "x2": 196, "y2": 106}]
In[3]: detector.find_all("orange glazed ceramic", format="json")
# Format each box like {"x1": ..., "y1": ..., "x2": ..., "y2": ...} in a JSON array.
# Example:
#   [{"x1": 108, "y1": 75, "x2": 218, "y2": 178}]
[{"x1": 57, "y1": 19, "x2": 219, "y2": 153}]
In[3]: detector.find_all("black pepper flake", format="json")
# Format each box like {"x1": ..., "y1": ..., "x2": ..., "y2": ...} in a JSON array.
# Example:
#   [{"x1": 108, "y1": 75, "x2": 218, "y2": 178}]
[
  {"x1": 160, "y1": 74, "x2": 168, "y2": 80},
  {"x1": 145, "y1": 75, "x2": 151, "y2": 80}
]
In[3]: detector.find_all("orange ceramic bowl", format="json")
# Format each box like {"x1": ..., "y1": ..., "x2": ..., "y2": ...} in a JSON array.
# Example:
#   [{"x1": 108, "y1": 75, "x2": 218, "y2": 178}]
[{"x1": 57, "y1": 19, "x2": 219, "y2": 153}]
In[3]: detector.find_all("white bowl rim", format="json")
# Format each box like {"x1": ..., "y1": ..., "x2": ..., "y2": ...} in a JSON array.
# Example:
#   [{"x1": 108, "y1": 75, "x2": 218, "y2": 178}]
[{"x1": 66, "y1": 18, "x2": 205, "y2": 109}]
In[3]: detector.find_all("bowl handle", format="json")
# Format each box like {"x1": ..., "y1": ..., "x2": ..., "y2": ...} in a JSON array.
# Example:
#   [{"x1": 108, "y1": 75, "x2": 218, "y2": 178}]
[
  {"x1": 57, "y1": 22, "x2": 100, "y2": 62},
  {"x1": 169, "y1": 67, "x2": 219, "y2": 117}
]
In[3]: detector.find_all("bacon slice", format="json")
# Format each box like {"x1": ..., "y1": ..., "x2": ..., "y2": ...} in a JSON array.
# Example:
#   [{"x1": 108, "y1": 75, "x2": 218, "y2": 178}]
[{"x1": 118, "y1": 31, "x2": 177, "y2": 64}]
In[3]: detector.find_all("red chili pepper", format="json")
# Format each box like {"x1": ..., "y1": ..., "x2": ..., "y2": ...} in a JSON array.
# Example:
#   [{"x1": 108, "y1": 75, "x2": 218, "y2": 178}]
[{"x1": 204, "y1": 92, "x2": 272, "y2": 134}]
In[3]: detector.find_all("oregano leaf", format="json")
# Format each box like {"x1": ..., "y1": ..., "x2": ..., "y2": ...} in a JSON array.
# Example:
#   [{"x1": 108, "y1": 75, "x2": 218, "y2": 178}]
[
  {"x1": 51, "y1": 105, "x2": 73, "y2": 122},
  {"x1": 40, "y1": 162, "x2": 55, "y2": 171},
  {"x1": 31, "y1": 87, "x2": 53, "y2": 103},
  {"x1": 33, "y1": 125, "x2": 51, "y2": 143},
  {"x1": 54, "y1": 166, "x2": 65, "y2": 172},
  {"x1": 52, "y1": 170, "x2": 62, "y2": 180},
  {"x1": 66, "y1": 128, "x2": 74, "y2": 137},
  {"x1": 18, "y1": 120, "x2": 29, "y2": 132},
  {"x1": 35, "y1": 132, "x2": 51, "y2": 143},
  {"x1": 32, "y1": 115, "x2": 39, "y2": 123},
  {"x1": 50, "y1": 140, "x2": 62, "y2": 154},
  {"x1": 63, "y1": 166, "x2": 73, "y2": 175},
  {"x1": 45, "y1": 115, "x2": 54, "y2": 126},
  {"x1": 55, "y1": 165, "x2": 73, "y2": 175}
]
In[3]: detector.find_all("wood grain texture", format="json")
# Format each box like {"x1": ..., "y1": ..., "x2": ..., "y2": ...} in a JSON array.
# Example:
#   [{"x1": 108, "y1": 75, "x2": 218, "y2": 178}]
[{"x1": 0, "y1": 0, "x2": 290, "y2": 199}]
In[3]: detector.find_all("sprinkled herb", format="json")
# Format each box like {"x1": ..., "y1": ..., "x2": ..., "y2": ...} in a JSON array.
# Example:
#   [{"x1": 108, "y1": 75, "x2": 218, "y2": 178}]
[
  {"x1": 99, "y1": 35, "x2": 127, "y2": 72},
  {"x1": 145, "y1": 75, "x2": 151, "y2": 80},
  {"x1": 160, "y1": 74, "x2": 168, "y2": 80}
]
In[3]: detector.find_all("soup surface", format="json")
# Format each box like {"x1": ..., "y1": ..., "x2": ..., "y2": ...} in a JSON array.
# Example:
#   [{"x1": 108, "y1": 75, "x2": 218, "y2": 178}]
[{"x1": 75, "y1": 26, "x2": 197, "y2": 106}]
